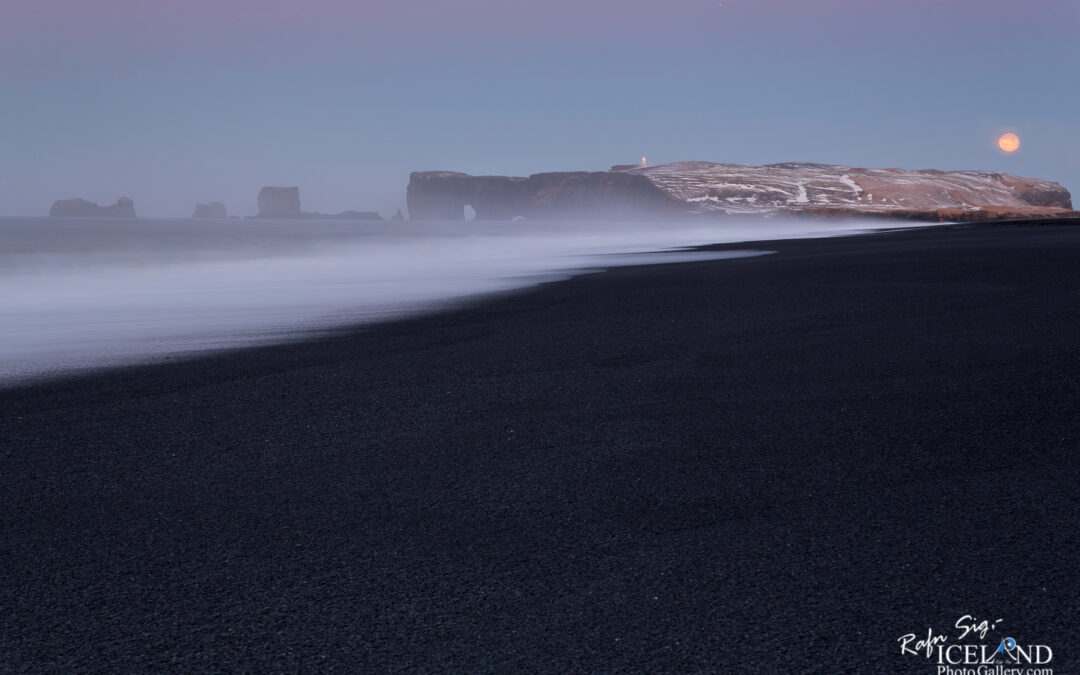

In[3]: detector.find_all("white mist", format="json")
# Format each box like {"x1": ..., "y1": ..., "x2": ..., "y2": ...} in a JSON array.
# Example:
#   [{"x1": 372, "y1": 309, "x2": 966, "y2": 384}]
[{"x1": 0, "y1": 217, "x2": 926, "y2": 382}]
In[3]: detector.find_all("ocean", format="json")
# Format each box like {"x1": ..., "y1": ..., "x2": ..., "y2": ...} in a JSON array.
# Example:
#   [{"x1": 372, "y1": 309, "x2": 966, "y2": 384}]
[{"x1": 0, "y1": 216, "x2": 917, "y2": 383}]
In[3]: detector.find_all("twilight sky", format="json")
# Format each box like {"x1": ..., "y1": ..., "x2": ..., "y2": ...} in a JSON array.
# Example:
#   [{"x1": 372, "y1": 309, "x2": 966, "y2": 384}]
[{"x1": 1, "y1": 0, "x2": 1078, "y2": 217}]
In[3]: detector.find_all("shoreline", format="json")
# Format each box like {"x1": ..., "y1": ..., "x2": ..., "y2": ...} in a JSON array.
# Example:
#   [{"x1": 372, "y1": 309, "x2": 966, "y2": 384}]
[
  {"x1": 2, "y1": 221, "x2": 1079, "y2": 671},
  {"x1": 0, "y1": 217, "x2": 938, "y2": 388}
]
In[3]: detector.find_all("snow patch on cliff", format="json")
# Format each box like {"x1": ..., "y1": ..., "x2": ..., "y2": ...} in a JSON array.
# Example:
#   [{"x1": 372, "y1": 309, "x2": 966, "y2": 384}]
[{"x1": 620, "y1": 161, "x2": 1070, "y2": 215}]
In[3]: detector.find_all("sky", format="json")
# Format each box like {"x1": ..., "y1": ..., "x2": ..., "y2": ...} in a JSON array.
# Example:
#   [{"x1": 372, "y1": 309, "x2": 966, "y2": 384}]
[{"x1": 1, "y1": 0, "x2": 1078, "y2": 217}]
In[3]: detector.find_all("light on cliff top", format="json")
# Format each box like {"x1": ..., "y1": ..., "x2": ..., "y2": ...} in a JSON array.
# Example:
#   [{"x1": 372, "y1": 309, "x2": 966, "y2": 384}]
[{"x1": 641, "y1": 156, "x2": 647, "y2": 166}]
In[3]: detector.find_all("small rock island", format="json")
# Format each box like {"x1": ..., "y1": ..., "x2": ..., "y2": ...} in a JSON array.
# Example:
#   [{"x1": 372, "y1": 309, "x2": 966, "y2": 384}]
[
  {"x1": 50, "y1": 197, "x2": 136, "y2": 218},
  {"x1": 193, "y1": 202, "x2": 228, "y2": 218},
  {"x1": 257, "y1": 187, "x2": 302, "y2": 218},
  {"x1": 255, "y1": 187, "x2": 382, "y2": 220}
]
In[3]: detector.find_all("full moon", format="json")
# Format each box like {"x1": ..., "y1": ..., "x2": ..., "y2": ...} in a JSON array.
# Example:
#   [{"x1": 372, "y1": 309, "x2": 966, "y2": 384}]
[{"x1": 998, "y1": 133, "x2": 1021, "y2": 153}]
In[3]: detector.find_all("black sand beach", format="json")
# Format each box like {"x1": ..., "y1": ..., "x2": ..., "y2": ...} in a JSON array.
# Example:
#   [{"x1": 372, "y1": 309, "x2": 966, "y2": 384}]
[{"x1": 2, "y1": 223, "x2": 1078, "y2": 672}]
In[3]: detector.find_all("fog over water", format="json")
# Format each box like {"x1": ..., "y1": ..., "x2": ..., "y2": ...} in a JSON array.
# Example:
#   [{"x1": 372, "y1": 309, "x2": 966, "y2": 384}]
[{"x1": 0, "y1": 217, "x2": 926, "y2": 383}]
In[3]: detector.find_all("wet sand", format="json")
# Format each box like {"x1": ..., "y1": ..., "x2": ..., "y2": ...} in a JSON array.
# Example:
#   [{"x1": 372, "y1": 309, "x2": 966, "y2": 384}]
[{"x1": 2, "y1": 222, "x2": 1079, "y2": 672}]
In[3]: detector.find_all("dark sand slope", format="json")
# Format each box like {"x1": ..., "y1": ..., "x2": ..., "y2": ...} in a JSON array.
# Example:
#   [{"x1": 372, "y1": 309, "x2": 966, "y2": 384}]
[{"x1": 2, "y1": 224, "x2": 1079, "y2": 672}]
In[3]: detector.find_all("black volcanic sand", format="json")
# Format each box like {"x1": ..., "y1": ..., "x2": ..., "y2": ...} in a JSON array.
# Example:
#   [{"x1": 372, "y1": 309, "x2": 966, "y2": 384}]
[{"x1": 2, "y1": 223, "x2": 1079, "y2": 672}]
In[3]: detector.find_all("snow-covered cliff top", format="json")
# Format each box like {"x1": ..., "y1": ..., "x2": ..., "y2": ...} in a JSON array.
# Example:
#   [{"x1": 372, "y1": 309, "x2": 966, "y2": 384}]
[{"x1": 621, "y1": 161, "x2": 1071, "y2": 214}]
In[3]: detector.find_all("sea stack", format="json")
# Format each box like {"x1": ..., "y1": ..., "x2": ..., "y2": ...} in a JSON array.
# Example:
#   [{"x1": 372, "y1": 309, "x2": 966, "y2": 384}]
[
  {"x1": 256, "y1": 187, "x2": 302, "y2": 218},
  {"x1": 50, "y1": 197, "x2": 136, "y2": 218},
  {"x1": 254, "y1": 186, "x2": 385, "y2": 219},
  {"x1": 193, "y1": 201, "x2": 228, "y2": 218}
]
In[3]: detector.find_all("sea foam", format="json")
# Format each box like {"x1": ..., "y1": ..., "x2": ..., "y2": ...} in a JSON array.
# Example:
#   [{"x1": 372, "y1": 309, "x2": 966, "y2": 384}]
[{"x1": 0, "y1": 216, "x2": 923, "y2": 382}]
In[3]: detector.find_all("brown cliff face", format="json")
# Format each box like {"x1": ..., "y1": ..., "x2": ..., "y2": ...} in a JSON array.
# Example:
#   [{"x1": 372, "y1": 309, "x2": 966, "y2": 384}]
[
  {"x1": 407, "y1": 162, "x2": 1073, "y2": 222},
  {"x1": 407, "y1": 171, "x2": 680, "y2": 221},
  {"x1": 1015, "y1": 188, "x2": 1072, "y2": 209},
  {"x1": 625, "y1": 162, "x2": 1073, "y2": 217},
  {"x1": 796, "y1": 206, "x2": 1080, "y2": 222}
]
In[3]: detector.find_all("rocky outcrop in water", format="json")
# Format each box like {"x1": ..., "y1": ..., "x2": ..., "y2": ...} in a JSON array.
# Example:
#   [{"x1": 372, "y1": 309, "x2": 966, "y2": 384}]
[
  {"x1": 50, "y1": 197, "x2": 136, "y2": 218},
  {"x1": 256, "y1": 187, "x2": 302, "y2": 218},
  {"x1": 329, "y1": 211, "x2": 383, "y2": 220},
  {"x1": 255, "y1": 187, "x2": 382, "y2": 220},
  {"x1": 408, "y1": 162, "x2": 1074, "y2": 221},
  {"x1": 193, "y1": 201, "x2": 227, "y2": 218}
]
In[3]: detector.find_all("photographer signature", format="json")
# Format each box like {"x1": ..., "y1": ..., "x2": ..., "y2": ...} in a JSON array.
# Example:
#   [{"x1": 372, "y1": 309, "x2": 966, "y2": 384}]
[{"x1": 898, "y1": 615, "x2": 1003, "y2": 657}]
